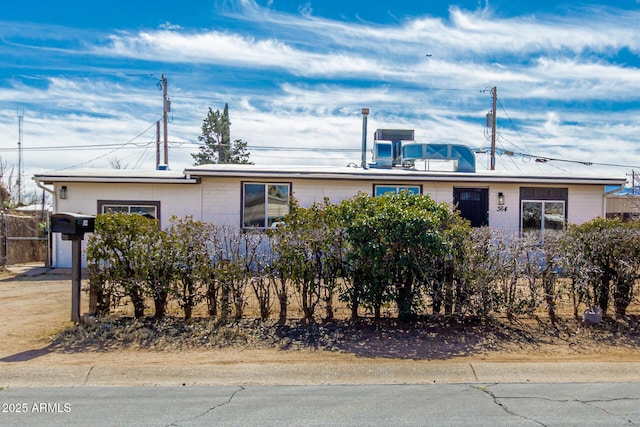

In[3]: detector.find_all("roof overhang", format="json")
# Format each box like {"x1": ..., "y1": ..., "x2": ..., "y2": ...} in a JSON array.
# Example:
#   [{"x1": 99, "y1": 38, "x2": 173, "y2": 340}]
[
  {"x1": 32, "y1": 166, "x2": 626, "y2": 187},
  {"x1": 33, "y1": 169, "x2": 200, "y2": 185},
  {"x1": 184, "y1": 165, "x2": 626, "y2": 186}
]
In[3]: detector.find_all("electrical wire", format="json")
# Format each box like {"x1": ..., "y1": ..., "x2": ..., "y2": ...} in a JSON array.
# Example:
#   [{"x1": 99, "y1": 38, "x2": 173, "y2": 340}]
[
  {"x1": 493, "y1": 148, "x2": 640, "y2": 170},
  {"x1": 51, "y1": 122, "x2": 158, "y2": 171},
  {"x1": 497, "y1": 98, "x2": 532, "y2": 157},
  {"x1": 0, "y1": 143, "x2": 151, "y2": 152}
]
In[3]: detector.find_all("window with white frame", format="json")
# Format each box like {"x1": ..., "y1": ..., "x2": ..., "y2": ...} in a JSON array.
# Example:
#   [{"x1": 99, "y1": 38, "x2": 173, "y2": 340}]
[
  {"x1": 519, "y1": 187, "x2": 567, "y2": 234},
  {"x1": 242, "y1": 183, "x2": 290, "y2": 229},
  {"x1": 374, "y1": 184, "x2": 421, "y2": 197},
  {"x1": 521, "y1": 200, "x2": 565, "y2": 233},
  {"x1": 98, "y1": 200, "x2": 160, "y2": 219}
]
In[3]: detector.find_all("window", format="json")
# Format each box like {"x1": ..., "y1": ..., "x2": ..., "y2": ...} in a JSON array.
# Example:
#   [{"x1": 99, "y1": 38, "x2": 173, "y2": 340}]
[
  {"x1": 519, "y1": 187, "x2": 568, "y2": 235},
  {"x1": 242, "y1": 183, "x2": 290, "y2": 229},
  {"x1": 459, "y1": 191, "x2": 481, "y2": 202},
  {"x1": 374, "y1": 185, "x2": 421, "y2": 197},
  {"x1": 98, "y1": 200, "x2": 160, "y2": 219},
  {"x1": 521, "y1": 201, "x2": 565, "y2": 233}
]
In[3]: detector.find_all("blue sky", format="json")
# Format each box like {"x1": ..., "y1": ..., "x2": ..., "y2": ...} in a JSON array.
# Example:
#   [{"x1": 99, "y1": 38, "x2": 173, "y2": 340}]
[{"x1": 2, "y1": 0, "x2": 640, "y2": 195}]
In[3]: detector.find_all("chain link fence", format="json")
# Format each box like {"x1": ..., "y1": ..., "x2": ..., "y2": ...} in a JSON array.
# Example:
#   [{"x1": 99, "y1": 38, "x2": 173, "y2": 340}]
[{"x1": 0, "y1": 209, "x2": 50, "y2": 267}]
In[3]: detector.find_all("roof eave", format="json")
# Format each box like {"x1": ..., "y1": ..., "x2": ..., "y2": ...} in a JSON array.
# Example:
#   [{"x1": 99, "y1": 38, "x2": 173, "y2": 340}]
[
  {"x1": 185, "y1": 169, "x2": 625, "y2": 186},
  {"x1": 33, "y1": 175, "x2": 200, "y2": 185}
]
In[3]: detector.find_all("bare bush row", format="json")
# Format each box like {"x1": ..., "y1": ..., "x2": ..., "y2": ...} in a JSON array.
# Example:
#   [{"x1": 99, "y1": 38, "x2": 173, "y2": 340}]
[{"x1": 86, "y1": 193, "x2": 640, "y2": 323}]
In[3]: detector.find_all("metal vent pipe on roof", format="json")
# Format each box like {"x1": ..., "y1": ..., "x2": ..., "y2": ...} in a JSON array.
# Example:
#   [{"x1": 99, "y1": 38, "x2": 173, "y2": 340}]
[{"x1": 361, "y1": 107, "x2": 369, "y2": 169}]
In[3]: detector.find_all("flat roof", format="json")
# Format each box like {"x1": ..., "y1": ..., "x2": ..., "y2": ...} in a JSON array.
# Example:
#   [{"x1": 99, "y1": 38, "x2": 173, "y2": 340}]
[
  {"x1": 33, "y1": 164, "x2": 627, "y2": 187},
  {"x1": 184, "y1": 164, "x2": 627, "y2": 186}
]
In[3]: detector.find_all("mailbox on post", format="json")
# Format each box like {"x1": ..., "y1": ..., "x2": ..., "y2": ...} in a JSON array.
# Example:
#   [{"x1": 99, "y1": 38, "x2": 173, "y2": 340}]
[
  {"x1": 50, "y1": 212, "x2": 96, "y2": 323},
  {"x1": 51, "y1": 213, "x2": 95, "y2": 240}
]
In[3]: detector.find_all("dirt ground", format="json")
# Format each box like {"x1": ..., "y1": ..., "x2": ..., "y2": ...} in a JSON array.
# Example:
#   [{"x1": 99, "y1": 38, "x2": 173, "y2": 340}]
[{"x1": 1, "y1": 265, "x2": 639, "y2": 386}]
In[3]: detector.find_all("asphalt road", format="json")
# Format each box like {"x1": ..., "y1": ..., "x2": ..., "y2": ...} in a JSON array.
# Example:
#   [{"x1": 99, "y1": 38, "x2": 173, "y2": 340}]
[{"x1": 1, "y1": 383, "x2": 639, "y2": 426}]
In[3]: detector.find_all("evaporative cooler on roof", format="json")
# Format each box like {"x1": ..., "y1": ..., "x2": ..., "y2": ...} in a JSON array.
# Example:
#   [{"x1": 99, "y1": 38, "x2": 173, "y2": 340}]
[
  {"x1": 373, "y1": 129, "x2": 415, "y2": 167},
  {"x1": 374, "y1": 129, "x2": 415, "y2": 142}
]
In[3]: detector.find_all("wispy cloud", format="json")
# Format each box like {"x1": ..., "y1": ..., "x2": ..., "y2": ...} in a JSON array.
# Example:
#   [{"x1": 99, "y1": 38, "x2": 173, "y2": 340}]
[
  {"x1": 1, "y1": 0, "x2": 640, "y2": 191},
  {"x1": 85, "y1": 3, "x2": 640, "y2": 95}
]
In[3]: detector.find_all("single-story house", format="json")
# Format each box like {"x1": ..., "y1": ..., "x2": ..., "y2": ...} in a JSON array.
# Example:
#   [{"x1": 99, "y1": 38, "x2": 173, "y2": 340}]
[{"x1": 35, "y1": 157, "x2": 626, "y2": 268}]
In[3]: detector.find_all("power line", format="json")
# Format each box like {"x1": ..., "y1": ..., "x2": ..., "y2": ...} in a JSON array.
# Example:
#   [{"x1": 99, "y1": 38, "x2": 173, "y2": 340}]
[
  {"x1": 243, "y1": 146, "x2": 360, "y2": 152},
  {"x1": 0, "y1": 143, "x2": 152, "y2": 152},
  {"x1": 496, "y1": 97, "x2": 532, "y2": 157},
  {"x1": 52, "y1": 122, "x2": 158, "y2": 171},
  {"x1": 0, "y1": 140, "x2": 357, "y2": 154},
  {"x1": 47, "y1": 133, "x2": 640, "y2": 173},
  {"x1": 494, "y1": 148, "x2": 640, "y2": 170},
  {"x1": 4, "y1": 94, "x2": 635, "y2": 172},
  {"x1": 6, "y1": 132, "x2": 636, "y2": 171}
]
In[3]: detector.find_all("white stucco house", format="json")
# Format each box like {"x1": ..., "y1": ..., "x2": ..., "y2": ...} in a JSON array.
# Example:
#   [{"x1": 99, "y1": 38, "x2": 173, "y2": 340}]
[{"x1": 34, "y1": 156, "x2": 626, "y2": 268}]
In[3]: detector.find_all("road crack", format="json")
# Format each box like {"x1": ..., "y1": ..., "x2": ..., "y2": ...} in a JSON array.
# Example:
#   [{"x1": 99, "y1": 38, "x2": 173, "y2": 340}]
[
  {"x1": 83, "y1": 366, "x2": 94, "y2": 385},
  {"x1": 472, "y1": 385, "x2": 547, "y2": 426},
  {"x1": 166, "y1": 386, "x2": 245, "y2": 426},
  {"x1": 579, "y1": 397, "x2": 640, "y2": 426},
  {"x1": 473, "y1": 387, "x2": 640, "y2": 427},
  {"x1": 468, "y1": 363, "x2": 479, "y2": 381}
]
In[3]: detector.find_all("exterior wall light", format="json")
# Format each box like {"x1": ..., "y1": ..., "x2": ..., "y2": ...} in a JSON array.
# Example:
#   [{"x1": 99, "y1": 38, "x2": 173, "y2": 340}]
[
  {"x1": 60, "y1": 186, "x2": 68, "y2": 199},
  {"x1": 497, "y1": 192, "x2": 505, "y2": 206}
]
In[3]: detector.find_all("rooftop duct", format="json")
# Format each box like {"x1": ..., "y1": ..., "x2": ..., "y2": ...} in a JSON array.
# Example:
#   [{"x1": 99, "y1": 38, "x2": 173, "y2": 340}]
[
  {"x1": 369, "y1": 127, "x2": 476, "y2": 172},
  {"x1": 402, "y1": 143, "x2": 476, "y2": 172}
]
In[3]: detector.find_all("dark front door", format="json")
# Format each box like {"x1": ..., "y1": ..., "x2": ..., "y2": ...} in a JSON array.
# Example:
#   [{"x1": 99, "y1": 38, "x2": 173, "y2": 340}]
[{"x1": 453, "y1": 188, "x2": 489, "y2": 227}]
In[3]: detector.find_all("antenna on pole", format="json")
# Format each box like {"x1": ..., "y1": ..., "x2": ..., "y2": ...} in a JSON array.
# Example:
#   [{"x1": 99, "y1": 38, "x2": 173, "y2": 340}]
[{"x1": 17, "y1": 107, "x2": 24, "y2": 205}]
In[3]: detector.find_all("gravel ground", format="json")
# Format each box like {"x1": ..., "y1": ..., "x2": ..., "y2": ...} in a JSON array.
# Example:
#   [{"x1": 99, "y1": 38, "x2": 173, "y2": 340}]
[{"x1": 50, "y1": 314, "x2": 640, "y2": 361}]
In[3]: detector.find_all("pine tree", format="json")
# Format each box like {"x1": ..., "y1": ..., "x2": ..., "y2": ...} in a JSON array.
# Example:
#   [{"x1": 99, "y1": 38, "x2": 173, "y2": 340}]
[{"x1": 192, "y1": 103, "x2": 252, "y2": 165}]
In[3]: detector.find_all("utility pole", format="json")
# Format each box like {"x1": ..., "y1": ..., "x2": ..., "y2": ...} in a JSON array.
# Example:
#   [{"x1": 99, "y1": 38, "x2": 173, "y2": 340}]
[
  {"x1": 162, "y1": 74, "x2": 170, "y2": 168},
  {"x1": 156, "y1": 120, "x2": 161, "y2": 169},
  {"x1": 627, "y1": 170, "x2": 637, "y2": 195},
  {"x1": 490, "y1": 86, "x2": 497, "y2": 171}
]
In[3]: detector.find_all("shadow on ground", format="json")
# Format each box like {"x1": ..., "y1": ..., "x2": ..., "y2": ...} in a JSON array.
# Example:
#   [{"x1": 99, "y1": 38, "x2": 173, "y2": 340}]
[
  {"x1": 274, "y1": 319, "x2": 545, "y2": 360},
  {"x1": 0, "y1": 265, "x2": 72, "y2": 282},
  {"x1": 46, "y1": 316, "x2": 559, "y2": 361},
  {"x1": 0, "y1": 345, "x2": 56, "y2": 362}
]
